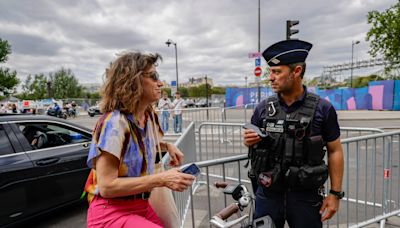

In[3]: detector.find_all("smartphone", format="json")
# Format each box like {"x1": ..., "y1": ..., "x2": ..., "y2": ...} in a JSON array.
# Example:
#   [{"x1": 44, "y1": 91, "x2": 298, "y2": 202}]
[
  {"x1": 242, "y1": 123, "x2": 268, "y2": 138},
  {"x1": 181, "y1": 163, "x2": 200, "y2": 176}
]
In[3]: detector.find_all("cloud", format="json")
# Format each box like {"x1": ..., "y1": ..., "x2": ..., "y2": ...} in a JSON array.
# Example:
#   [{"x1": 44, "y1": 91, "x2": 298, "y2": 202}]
[{"x1": 0, "y1": 0, "x2": 396, "y2": 86}]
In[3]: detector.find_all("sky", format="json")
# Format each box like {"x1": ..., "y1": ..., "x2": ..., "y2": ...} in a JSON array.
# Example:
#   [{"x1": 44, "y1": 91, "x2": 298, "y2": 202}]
[{"x1": 0, "y1": 0, "x2": 396, "y2": 87}]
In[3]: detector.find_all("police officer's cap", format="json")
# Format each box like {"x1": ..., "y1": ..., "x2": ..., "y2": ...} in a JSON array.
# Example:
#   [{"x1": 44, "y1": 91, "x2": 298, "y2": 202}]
[{"x1": 262, "y1": 40, "x2": 312, "y2": 67}]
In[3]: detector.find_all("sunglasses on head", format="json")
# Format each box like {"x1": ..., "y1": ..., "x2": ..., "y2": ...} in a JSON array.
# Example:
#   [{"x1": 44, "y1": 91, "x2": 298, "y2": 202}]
[{"x1": 142, "y1": 71, "x2": 160, "y2": 81}]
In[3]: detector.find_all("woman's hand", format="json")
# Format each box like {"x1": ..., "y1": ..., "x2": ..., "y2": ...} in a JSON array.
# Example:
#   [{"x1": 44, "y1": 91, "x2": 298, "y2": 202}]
[
  {"x1": 159, "y1": 168, "x2": 195, "y2": 192},
  {"x1": 166, "y1": 143, "x2": 184, "y2": 167}
]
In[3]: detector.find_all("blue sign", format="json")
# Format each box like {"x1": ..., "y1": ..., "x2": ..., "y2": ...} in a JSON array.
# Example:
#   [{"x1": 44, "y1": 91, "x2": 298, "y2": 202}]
[
  {"x1": 171, "y1": 81, "x2": 177, "y2": 87},
  {"x1": 255, "y1": 58, "x2": 261, "y2": 67}
]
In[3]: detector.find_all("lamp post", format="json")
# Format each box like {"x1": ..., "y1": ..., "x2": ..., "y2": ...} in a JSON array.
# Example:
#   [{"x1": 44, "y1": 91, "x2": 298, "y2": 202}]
[
  {"x1": 205, "y1": 75, "x2": 209, "y2": 119},
  {"x1": 257, "y1": 0, "x2": 261, "y2": 102},
  {"x1": 166, "y1": 39, "x2": 179, "y2": 91},
  {"x1": 350, "y1": 40, "x2": 360, "y2": 88}
]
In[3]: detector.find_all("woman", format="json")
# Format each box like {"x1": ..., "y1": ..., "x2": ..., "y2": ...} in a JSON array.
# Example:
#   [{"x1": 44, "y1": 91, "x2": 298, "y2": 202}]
[{"x1": 85, "y1": 52, "x2": 195, "y2": 227}]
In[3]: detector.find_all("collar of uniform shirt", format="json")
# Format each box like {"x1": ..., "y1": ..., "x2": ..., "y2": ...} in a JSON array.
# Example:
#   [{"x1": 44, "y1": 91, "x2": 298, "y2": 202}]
[{"x1": 277, "y1": 85, "x2": 308, "y2": 113}]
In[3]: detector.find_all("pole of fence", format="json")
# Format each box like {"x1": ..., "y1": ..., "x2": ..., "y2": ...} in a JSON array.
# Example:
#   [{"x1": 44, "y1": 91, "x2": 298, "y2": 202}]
[
  {"x1": 221, "y1": 108, "x2": 228, "y2": 143},
  {"x1": 244, "y1": 104, "x2": 248, "y2": 123},
  {"x1": 380, "y1": 137, "x2": 391, "y2": 228}
]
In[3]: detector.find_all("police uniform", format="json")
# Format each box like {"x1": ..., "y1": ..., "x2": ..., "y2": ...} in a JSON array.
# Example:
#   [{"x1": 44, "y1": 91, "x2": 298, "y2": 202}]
[{"x1": 249, "y1": 40, "x2": 341, "y2": 228}]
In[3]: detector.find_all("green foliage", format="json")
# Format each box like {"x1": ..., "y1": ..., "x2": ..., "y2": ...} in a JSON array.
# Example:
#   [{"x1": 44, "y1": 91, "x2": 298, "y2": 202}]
[
  {"x1": 0, "y1": 38, "x2": 19, "y2": 94},
  {"x1": 177, "y1": 87, "x2": 188, "y2": 97},
  {"x1": 49, "y1": 68, "x2": 84, "y2": 99},
  {"x1": 305, "y1": 77, "x2": 320, "y2": 87},
  {"x1": 211, "y1": 86, "x2": 225, "y2": 94},
  {"x1": 161, "y1": 88, "x2": 171, "y2": 97},
  {"x1": 85, "y1": 92, "x2": 101, "y2": 99},
  {"x1": 0, "y1": 68, "x2": 19, "y2": 94},
  {"x1": 366, "y1": 2, "x2": 400, "y2": 71},
  {"x1": 20, "y1": 73, "x2": 48, "y2": 100},
  {"x1": 0, "y1": 38, "x2": 11, "y2": 63},
  {"x1": 352, "y1": 74, "x2": 385, "y2": 88},
  {"x1": 186, "y1": 84, "x2": 226, "y2": 97}
]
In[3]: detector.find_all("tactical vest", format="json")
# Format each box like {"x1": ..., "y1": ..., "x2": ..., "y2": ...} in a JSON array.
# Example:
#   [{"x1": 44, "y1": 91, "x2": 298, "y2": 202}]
[{"x1": 248, "y1": 92, "x2": 328, "y2": 192}]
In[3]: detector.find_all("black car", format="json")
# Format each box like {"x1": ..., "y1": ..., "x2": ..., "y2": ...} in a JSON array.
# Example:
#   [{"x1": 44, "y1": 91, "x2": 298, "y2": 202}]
[
  {"x1": 87, "y1": 105, "x2": 102, "y2": 117},
  {"x1": 0, "y1": 114, "x2": 92, "y2": 227}
]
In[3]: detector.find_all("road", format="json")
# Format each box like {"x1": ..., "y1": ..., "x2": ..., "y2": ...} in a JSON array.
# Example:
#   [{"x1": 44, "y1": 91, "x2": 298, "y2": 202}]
[{"x1": 26, "y1": 110, "x2": 399, "y2": 228}]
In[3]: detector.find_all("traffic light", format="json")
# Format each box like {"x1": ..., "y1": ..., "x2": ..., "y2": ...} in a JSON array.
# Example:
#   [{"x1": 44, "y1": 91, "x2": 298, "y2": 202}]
[{"x1": 286, "y1": 20, "x2": 299, "y2": 40}]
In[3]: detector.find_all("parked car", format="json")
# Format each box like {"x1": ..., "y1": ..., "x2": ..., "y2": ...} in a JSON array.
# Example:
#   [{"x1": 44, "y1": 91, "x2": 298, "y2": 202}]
[
  {"x1": 88, "y1": 105, "x2": 102, "y2": 117},
  {"x1": 195, "y1": 98, "x2": 211, "y2": 107},
  {"x1": 184, "y1": 99, "x2": 195, "y2": 108},
  {"x1": 211, "y1": 98, "x2": 226, "y2": 107},
  {"x1": 0, "y1": 114, "x2": 92, "y2": 227}
]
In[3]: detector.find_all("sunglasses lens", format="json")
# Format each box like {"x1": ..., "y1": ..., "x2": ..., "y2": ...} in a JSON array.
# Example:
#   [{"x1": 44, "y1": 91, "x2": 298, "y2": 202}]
[
  {"x1": 143, "y1": 71, "x2": 159, "y2": 81},
  {"x1": 153, "y1": 72, "x2": 159, "y2": 81}
]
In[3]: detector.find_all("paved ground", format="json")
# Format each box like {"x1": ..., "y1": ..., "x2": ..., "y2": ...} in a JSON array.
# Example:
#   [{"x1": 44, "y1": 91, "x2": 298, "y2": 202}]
[{"x1": 337, "y1": 110, "x2": 400, "y2": 120}]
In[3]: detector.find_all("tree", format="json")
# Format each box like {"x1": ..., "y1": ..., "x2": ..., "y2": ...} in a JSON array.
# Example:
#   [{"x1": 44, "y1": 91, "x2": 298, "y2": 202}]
[
  {"x1": 177, "y1": 87, "x2": 188, "y2": 97},
  {"x1": 0, "y1": 38, "x2": 19, "y2": 95},
  {"x1": 211, "y1": 86, "x2": 225, "y2": 95},
  {"x1": 161, "y1": 88, "x2": 171, "y2": 97},
  {"x1": 0, "y1": 38, "x2": 11, "y2": 63},
  {"x1": 366, "y1": 2, "x2": 400, "y2": 71},
  {"x1": 20, "y1": 73, "x2": 48, "y2": 100},
  {"x1": 49, "y1": 68, "x2": 84, "y2": 99}
]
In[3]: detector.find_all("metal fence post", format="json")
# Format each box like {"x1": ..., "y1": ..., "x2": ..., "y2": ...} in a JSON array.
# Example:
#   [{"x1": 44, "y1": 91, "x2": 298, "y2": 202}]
[
  {"x1": 220, "y1": 109, "x2": 230, "y2": 143},
  {"x1": 380, "y1": 137, "x2": 392, "y2": 228}
]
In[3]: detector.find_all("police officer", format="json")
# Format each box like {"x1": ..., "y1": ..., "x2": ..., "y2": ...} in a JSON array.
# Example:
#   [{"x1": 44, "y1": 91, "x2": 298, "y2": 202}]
[{"x1": 243, "y1": 40, "x2": 344, "y2": 228}]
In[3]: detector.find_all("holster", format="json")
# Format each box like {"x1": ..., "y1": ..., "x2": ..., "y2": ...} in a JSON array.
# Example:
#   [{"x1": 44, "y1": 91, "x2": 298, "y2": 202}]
[{"x1": 284, "y1": 162, "x2": 328, "y2": 189}]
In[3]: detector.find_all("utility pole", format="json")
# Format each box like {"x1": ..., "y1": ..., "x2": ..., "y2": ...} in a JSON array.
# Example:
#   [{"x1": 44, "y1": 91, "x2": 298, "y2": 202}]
[
  {"x1": 205, "y1": 75, "x2": 209, "y2": 119},
  {"x1": 257, "y1": 0, "x2": 261, "y2": 103},
  {"x1": 351, "y1": 40, "x2": 360, "y2": 88}
]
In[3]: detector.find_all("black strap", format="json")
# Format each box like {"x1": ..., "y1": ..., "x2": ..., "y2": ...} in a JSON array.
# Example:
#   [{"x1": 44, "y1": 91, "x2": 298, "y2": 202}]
[{"x1": 292, "y1": 92, "x2": 320, "y2": 165}]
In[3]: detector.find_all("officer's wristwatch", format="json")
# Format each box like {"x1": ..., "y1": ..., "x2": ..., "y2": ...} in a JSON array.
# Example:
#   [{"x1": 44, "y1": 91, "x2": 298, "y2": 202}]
[{"x1": 329, "y1": 189, "x2": 345, "y2": 199}]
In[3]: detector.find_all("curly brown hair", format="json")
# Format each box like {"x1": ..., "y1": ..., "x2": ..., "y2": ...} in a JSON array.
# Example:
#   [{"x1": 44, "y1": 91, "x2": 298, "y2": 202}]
[{"x1": 100, "y1": 51, "x2": 162, "y2": 114}]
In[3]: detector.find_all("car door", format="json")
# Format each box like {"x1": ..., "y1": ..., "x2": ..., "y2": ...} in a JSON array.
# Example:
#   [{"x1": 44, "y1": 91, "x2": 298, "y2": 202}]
[
  {"x1": 11, "y1": 121, "x2": 92, "y2": 213},
  {"x1": 0, "y1": 123, "x2": 37, "y2": 227}
]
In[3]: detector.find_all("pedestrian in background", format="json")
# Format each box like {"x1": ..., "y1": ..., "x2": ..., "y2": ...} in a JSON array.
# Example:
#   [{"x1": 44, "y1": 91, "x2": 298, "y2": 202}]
[
  {"x1": 244, "y1": 40, "x2": 344, "y2": 228},
  {"x1": 158, "y1": 91, "x2": 172, "y2": 133},
  {"x1": 172, "y1": 91, "x2": 185, "y2": 133},
  {"x1": 0, "y1": 104, "x2": 7, "y2": 113},
  {"x1": 11, "y1": 103, "x2": 17, "y2": 113},
  {"x1": 84, "y1": 51, "x2": 195, "y2": 228}
]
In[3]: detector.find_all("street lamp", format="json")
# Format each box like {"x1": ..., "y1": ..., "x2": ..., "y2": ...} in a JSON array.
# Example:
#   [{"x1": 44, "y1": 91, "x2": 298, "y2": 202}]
[
  {"x1": 165, "y1": 39, "x2": 179, "y2": 90},
  {"x1": 350, "y1": 40, "x2": 360, "y2": 88}
]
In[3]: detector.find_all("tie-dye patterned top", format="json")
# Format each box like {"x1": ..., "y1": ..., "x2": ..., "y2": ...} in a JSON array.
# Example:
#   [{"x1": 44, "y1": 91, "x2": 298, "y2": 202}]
[{"x1": 84, "y1": 109, "x2": 161, "y2": 203}]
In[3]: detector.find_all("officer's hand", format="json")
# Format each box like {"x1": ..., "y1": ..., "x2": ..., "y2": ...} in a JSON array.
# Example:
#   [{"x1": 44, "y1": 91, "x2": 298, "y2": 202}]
[
  {"x1": 243, "y1": 129, "x2": 261, "y2": 147},
  {"x1": 320, "y1": 195, "x2": 340, "y2": 221}
]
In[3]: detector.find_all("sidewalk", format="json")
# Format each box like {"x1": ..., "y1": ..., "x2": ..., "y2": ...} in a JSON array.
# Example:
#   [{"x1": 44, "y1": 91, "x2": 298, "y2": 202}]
[{"x1": 337, "y1": 110, "x2": 400, "y2": 120}]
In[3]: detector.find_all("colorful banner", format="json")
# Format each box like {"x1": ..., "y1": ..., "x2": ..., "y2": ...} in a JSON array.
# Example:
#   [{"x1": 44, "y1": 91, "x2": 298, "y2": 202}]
[{"x1": 225, "y1": 80, "x2": 399, "y2": 110}]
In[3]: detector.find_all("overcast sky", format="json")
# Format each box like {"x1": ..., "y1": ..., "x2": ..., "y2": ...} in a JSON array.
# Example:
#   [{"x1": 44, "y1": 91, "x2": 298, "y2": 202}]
[{"x1": 0, "y1": 0, "x2": 396, "y2": 87}]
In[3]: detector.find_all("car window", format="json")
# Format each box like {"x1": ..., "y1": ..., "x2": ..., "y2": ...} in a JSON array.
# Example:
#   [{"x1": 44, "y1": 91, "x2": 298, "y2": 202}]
[
  {"x1": 17, "y1": 122, "x2": 91, "y2": 150},
  {"x1": 0, "y1": 124, "x2": 14, "y2": 155}
]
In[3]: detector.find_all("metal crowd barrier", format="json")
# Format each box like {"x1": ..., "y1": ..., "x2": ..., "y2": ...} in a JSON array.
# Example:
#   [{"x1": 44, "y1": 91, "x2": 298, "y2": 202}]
[
  {"x1": 156, "y1": 107, "x2": 222, "y2": 134},
  {"x1": 341, "y1": 130, "x2": 400, "y2": 228},
  {"x1": 171, "y1": 122, "x2": 398, "y2": 227},
  {"x1": 197, "y1": 122, "x2": 385, "y2": 162},
  {"x1": 221, "y1": 103, "x2": 257, "y2": 124}
]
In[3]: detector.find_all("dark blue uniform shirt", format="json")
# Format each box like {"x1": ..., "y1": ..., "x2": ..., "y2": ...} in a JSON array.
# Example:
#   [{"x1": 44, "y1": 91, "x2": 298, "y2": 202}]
[{"x1": 251, "y1": 86, "x2": 340, "y2": 142}]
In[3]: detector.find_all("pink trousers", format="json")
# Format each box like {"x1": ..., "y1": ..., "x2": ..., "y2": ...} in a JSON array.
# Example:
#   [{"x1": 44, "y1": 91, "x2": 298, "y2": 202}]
[{"x1": 87, "y1": 196, "x2": 163, "y2": 228}]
